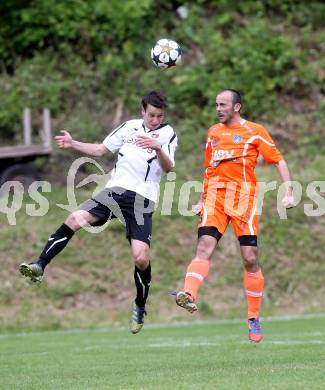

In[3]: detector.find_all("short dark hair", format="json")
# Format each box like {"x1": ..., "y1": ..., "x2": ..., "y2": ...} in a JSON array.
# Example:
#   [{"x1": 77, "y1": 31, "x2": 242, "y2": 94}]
[
  {"x1": 141, "y1": 91, "x2": 168, "y2": 110},
  {"x1": 220, "y1": 89, "x2": 242, "y2": 106}
]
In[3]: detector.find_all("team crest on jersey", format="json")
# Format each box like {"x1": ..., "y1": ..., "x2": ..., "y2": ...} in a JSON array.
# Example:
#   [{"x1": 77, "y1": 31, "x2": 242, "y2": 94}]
[
  {"x1": 151, "y1": 133, "x2": 159, "y2": 138},
  {"x1": 233, "y1": 134, "x2": 243, "y2": 144}
]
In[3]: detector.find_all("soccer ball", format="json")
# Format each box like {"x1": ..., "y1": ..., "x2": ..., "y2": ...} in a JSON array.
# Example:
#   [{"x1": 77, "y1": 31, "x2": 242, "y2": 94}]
[{"x1": 151, "y1": 39, "x2": 182, "y2": 69}]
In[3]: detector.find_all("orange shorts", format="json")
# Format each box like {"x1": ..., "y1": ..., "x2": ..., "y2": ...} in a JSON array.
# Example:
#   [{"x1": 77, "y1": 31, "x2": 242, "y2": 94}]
[{"x1": 199, "y1": 188, "x2": 259, "y2": 237}]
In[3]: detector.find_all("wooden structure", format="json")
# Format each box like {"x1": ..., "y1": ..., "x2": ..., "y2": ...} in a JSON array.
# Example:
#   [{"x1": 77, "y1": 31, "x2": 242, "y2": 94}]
[{"x1": 0, "y1": 109, "x2": 52, "y2": 186}]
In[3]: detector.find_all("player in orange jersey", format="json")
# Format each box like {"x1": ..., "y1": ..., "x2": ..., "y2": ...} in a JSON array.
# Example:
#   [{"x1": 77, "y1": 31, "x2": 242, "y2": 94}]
[{"x1": 175, "y1": 89, "x2": 295, "y2": 343}]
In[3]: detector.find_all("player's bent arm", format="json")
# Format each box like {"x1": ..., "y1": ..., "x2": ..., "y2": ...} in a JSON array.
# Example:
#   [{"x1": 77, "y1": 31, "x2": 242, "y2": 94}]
[
  {"x1": 135, "y1": 135, "x2": 174, "y2": 172},
  {"x1": 156, "y1": 147, "x2": 174, "y2": 173}
]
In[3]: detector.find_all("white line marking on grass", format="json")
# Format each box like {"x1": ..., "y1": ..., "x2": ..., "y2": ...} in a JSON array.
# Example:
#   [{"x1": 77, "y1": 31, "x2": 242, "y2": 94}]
[
  {"x1": 1, "y1": 312, "x2": 325, "y2": 339},
  {"x1": 263, "y1": 340, "x2": 325, "y2": 345},
  {"x1": 264, "y1": 313, "x2": 325, "y2": 322},
  {"x1": 68, "y1": 336, "x2": 325, "y2": 351},
  {"x1": 144, "y1": 312, "x2": 325, "y2": 330},
  {"x1": 274, "y1": 331, "x2": 325, "y2": 338},
  {"x1": 148, "y1": 341, "x2": 221, "y2": 348}
]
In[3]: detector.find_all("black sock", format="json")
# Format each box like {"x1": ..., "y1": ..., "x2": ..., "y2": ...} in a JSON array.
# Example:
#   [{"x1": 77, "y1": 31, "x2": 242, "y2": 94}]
[
  {"x1": 134, "y1": 263, "x2": 151, "y2": 308},
  {"x1": 37, "y1": 224, "x2": 75, "y2": 270}
]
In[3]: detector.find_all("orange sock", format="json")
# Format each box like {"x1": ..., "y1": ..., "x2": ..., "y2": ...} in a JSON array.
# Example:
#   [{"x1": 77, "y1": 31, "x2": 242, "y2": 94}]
[
  {"x1": 244, "y1": 269, "x2": 264, "y2": 319},
  {"x1": 183, "y1": 258, "x2": 210, "y2": 302}
]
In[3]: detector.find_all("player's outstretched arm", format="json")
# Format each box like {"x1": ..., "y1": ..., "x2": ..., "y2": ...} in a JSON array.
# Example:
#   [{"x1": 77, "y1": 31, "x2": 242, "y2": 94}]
[
  {"x1": 276, "y1": 159, "x2": 295, "y2": 208},
  {"x1": 55, "y1": 130, "x2": 108, "y2": 157}
]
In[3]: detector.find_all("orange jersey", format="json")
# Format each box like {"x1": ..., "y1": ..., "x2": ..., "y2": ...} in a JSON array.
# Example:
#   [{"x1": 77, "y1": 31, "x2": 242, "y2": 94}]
[{"x1": 203, "y1": 119, "x2": 283, "y2": 193}]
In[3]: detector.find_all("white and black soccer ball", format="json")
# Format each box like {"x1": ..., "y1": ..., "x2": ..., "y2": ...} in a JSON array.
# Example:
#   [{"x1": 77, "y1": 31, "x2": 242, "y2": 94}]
[{"x1": 150, "y1": 39, "x2": 182, "y2": 69}]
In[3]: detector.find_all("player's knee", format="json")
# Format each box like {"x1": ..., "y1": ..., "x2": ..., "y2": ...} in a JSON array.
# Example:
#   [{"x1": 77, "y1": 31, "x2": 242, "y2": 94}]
[
  {"x1": 134, "y1": 256, "x2": 149, "y2": 270},
  {"x1": 243, "y1": 254, "x2": 258, "y2": 268},
  {"x1": 65, "y1": 212, "x2": 84, "y2": 231},
  {"x1": 133, "y1": 254, "x2": 149, "y2": 270},
  {"x1": 196, "y1": 237, "x2": 216, "y2": 260},
  {"x1": 196, "y1": 248, "x2": 212, "y2": 260}
]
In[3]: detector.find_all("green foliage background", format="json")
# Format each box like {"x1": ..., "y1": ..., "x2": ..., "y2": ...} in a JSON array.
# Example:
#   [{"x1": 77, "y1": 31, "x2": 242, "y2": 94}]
[
  {"x1": 1, "y1": 0, "x2": 324, "y2": 140},
  {"x1": 0, "y1": 0, "x2": 324, "y2": 329}
]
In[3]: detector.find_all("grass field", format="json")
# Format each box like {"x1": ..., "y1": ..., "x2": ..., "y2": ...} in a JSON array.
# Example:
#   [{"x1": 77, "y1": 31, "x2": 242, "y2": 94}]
[{"x1": 1, "y1": 314, "x2": 324, "y2": 390}]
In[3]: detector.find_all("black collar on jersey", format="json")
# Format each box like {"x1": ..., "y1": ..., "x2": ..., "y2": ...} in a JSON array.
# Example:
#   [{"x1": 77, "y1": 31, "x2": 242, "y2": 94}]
[{"x1": 142, "y1": 122, "x2": 169, "y2": 133}]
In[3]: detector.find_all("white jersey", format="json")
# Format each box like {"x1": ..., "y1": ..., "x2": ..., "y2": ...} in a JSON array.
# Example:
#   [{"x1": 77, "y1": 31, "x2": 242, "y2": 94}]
[{"x1": 102, "y1": 119, "x2": 177, "y2": 203}]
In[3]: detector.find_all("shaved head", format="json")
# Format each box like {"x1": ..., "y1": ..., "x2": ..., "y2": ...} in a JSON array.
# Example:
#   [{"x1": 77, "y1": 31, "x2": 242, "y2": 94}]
[
  {"x1": 216, "y1": 89, "x2": 242, "y2": 125},
  {"x1": 218, "y1": 89, "x2": 242, "y2": 106}
]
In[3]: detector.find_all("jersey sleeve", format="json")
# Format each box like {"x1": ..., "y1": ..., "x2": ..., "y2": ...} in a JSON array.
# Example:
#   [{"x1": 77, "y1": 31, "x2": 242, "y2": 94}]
[
  {"x1": 161, "y1": 132, "x2": 178, "y2": 167},
  {"x1": 102, "y1": 122, "x2": 127, "y2": 153},
  {"x1": 257, "y1": 126, "x2": 283, "y2": 164}
]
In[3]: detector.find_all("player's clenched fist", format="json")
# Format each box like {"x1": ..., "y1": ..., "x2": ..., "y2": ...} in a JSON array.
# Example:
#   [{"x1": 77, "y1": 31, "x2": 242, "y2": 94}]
[
  {"x1": 136, "y1": 135, "x2": 161, "y2": 151},
  {"x1": 55, "y1": 130, "x2": 73, "y2": 149},
  {"x1": 282, "y1": 194, "x2": 295, "y2": 209}
]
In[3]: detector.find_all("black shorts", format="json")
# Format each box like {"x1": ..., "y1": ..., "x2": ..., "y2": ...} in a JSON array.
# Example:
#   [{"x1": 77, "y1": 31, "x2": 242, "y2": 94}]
[{"x1": 79, "y1": 188, "x2": 154, "y2": 246}]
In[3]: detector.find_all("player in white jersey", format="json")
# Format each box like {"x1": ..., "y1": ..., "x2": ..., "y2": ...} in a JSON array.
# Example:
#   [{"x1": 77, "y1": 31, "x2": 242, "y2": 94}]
[{"x1": 19, "y1": 91, "x2": 177, "y2": 334}]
